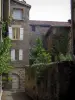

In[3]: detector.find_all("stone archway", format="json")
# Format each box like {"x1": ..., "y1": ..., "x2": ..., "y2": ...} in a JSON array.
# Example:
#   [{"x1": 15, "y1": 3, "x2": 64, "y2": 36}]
[{"x1": 12, "y1": 73, "x2": 20, "y2": 90}]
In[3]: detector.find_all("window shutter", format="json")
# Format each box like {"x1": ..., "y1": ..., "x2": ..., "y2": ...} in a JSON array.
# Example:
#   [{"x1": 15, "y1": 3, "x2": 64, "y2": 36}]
[
  {"x1": 20, "y1": 28, "x2": 24, "y2": 40},
  {"x1": 11, "y1": 49, "x2": 15, "y2": 61},
  {"x1": 19, "y1": 49, "x2": 23, "y2": 60},
  {"x1": 9, "y1": 27, "x2": 12, "y2": 39}
]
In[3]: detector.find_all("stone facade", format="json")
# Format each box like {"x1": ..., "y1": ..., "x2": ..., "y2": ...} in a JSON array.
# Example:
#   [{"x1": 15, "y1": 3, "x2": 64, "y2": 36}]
[
  {"x1": 10, "y1": 68, "x2": 25, "y2": 91},
  {"x1": 29, "y1": 20, "x2": 71, "y2": 49},
  {"x1": 8, "y1": 0, "x2": 31, "y2": 92},
  {"x1": 7, "y1": 0, "x2": 71, "y2": 92},
  {"x1": 45, "y1": 26, "x2": 71, "y2": 52}
]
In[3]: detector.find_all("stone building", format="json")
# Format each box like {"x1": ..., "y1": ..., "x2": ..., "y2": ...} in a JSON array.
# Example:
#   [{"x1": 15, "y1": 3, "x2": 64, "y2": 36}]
[
  {"x1": 1, "y1": 0, "x2": 72, "y2": 92},
  {"x1": 44, "y1": 22, "x2": 71, "y2": 52},
  {"x1": 29, "y1": 20, "x2": 71, "y2": 50},
  {"x1": 7, "y1": 0, "x2": 31, "y2": 92}
]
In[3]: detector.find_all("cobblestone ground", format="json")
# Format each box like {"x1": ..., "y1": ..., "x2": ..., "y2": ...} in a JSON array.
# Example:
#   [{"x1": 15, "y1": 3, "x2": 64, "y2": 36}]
[{"x1": 2, "y1": 91, "x2": 31, "y2": 100}]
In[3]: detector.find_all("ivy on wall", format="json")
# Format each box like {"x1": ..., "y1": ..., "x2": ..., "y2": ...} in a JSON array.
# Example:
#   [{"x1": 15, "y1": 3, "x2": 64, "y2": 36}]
[{"x1": 0, "y1": 19, "x2": 12, "y2": 75}]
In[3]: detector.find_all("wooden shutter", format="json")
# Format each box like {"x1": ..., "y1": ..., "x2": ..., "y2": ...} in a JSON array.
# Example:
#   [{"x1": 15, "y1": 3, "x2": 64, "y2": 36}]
[
  {"x1": 11, "y1": 49, "x2": 15, "y2": 61},
  {"x1": 9, "y1": 27, "x2": 12, "y2": 39},
  {"x1": 19, "y1": 49, "x2": 23, "y2": 60},
  {"x1": 20, "y1": 28, "x2": 24, "y2": 40}
]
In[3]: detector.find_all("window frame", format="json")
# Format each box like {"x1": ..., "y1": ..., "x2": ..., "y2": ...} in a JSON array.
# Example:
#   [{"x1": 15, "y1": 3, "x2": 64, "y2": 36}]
[
  {"x1": 11, "y1": 49, "x2": 15, "y2": 61},
  {"x1": 12, "y1": 27, "x2": 20, "y2": 40},
  {"x1": 12, "y1": 8, "x2": 23, "y2": 20},
  {"x1": 32, "y1": 25, "x2": 36, "y2": 32}
]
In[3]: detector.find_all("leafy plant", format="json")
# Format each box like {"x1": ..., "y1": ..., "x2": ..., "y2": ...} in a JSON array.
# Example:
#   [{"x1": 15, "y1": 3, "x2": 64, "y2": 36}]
[
  {"x1": 0, "y1": 37, "x2": 12, "y2": 75},
  {"x1": 0, "y1": 18, "x2": 12, "y2": 75},
  {"x1": 29, "y1": 38, "x2": 51, "y2": 65},
  {"x1": 51, "y1": 29, "x2": 71, "y2": 61},
  {"x1": 59, "y1": 53, "x2": 72, "y2": 61}
]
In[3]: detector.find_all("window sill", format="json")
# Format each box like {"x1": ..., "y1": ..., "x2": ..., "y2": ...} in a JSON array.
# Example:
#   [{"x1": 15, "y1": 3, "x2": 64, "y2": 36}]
[
  {"x1": 12, "y1": 19, "x2": 24, "y2": 21},
  {"x1": 11, "y1": 39, "x2": 23, "y2": 41}
]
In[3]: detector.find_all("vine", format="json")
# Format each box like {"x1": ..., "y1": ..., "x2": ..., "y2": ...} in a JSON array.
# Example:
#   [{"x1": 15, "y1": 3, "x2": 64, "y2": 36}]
[{"x1": 0, "y1": 17, "x2": 12, "y2": 75}]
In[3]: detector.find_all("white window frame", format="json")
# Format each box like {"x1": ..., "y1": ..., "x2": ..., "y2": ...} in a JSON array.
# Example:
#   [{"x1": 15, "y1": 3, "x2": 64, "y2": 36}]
[
  {"x1": 8, "y1": 26, "x2": 24, "y2": 40},
  {"x1": 12, "y1": 8, "x2": 23, "y2": 20},
  {"x1": 11, "y1": 49, "x2": 15, "y2": 61}
]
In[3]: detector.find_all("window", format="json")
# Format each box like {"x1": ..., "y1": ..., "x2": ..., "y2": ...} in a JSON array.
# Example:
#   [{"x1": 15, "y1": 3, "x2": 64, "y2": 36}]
[
  {"x1": 32, "y1": 25, "x2": 35, "y2": 31},
  {"x1": 12, "y1": 9, "x2": 23, "y2": 20},
  {"x1": 11, "y1": 49, "x2": 15, "y2": 61},
  {"x1": 12, "y1": 27, "x2": 20, "y2": 40},
  {"x1": 19, "y1": 49, "x2": 23, "y2": 60},
  {"x1": 9, "y1": 27, "x2": 24, "y2": 40}
]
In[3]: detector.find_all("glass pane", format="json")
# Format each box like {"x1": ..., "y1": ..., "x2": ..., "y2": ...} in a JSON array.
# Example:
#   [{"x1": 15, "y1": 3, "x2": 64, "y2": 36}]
[
  {"x1": 12, "y1": 9, "x2": 23, "y2": 20},
  {"x1": 13, "y1": 28, "x2": 16, "y2": 39},
  {"x1": 16, "y1": 28, "x2": 20, "y2": 39}
]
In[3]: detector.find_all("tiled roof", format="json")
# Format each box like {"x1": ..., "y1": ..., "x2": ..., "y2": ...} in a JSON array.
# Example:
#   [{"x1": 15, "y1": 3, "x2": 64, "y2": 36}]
[
  {"x1": 29, "y1": 20, "x2": 71, "y2": 27},
  {"x1": 12, "y1": 0, "x2": 31, "y2": 8}
]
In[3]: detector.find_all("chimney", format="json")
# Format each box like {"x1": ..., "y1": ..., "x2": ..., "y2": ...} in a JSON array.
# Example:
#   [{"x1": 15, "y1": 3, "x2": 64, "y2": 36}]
[{"x1": 68, "y1": 19, "x2": 71, "y2": 24}]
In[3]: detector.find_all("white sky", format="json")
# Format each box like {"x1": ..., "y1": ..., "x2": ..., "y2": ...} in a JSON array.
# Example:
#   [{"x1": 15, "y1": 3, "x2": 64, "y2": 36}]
[{"x1": 26, "y1": 0, "x2": 71, "y2": 22}]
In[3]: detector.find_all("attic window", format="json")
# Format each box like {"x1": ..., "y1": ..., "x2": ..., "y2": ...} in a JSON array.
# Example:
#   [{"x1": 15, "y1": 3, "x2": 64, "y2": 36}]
[{"x1": 12, "y1": 8, "x2": 23, "y2": 20}]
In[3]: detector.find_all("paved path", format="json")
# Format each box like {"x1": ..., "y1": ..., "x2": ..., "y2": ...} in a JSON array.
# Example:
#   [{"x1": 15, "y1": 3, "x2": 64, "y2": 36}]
[{"x1": 2, "y1": 91, "x2": 31, "y2": 100}]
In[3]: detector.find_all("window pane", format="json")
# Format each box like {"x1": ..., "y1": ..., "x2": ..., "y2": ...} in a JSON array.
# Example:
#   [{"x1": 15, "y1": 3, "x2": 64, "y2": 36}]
[
  {"x1": 12, "y1": 27, "x2": 20, "y2": 40},
  {"x1": 13, "y1": 28, "x2": 16, "y2": 39},
  {"x1": 16, "y1": 28, "x2": 20, "y2": 39},
  {"x1": 12, "y1": 9, "x2": 23, "y2": 20},
  {"x1": 11, "y1": 49, "x2": 15, "y2": 61},
  {"x1": 32, "y1": 26, "x2": 35, "y2": 31}
]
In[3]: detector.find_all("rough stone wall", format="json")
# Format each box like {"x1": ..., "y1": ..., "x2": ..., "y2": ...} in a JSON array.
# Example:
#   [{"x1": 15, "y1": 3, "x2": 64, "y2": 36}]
[
  {"x1": 10, "y1": 67, "x2": 25, "y2": 91},
  {"x1": 29, "y1": 25, "x2": 50, "y2": 49},
  {"x1": 9, "y1": 0, "x2": 30, "y2": 91}
]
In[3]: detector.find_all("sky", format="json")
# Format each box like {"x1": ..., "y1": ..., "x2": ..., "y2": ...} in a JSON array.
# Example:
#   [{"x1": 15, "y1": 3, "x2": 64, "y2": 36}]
[{"x1": 26, "y1": 0, "x2": 71, "y2": 22}]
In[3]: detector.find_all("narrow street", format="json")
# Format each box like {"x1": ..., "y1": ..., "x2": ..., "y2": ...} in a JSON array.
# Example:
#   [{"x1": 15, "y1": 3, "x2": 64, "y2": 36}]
[{"x1": 2, "y1": 91, "x2": 32, "y2": 100}]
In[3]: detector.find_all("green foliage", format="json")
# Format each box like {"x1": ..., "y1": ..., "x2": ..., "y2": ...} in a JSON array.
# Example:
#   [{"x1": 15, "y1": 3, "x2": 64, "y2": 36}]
[
  {"x1": 0, "y1": 37, "x2": 12, "y2": 75},
  {"x1": 0, "y1": 18, "x2": 12, "y2": 75},
  {"x1": 29, "y1": 38, "x2": 51, "y2": 65},
  {"x1": 51, "y1": 30, "x2": 71, "y2": 61},
  {"x1": 59, "y1": 53, "x2": 72, "y2": 61}
]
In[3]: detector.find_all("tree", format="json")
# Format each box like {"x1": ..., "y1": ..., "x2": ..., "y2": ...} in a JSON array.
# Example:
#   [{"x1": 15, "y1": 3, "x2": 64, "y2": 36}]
[
  {"x1": 29, "y1": 38, "x2": 51, "y2": 65},
  {"x1": 51, "y1": 30, "x2": 72, "y2": 61}
]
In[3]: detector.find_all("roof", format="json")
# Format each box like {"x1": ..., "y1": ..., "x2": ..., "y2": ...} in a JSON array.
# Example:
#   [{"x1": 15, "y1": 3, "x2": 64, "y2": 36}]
[
  {"x1": 12, "y1": 0, "x2": 31, "y2": 8},
  {"x1": 29, "y1": 20, "x2": 71, "y2": 27}
]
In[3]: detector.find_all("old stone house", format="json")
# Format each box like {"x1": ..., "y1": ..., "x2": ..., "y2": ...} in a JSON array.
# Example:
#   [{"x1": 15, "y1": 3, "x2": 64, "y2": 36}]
[
  {"x1": 29, "y1": 20, "x2": 71, "y2": 50},
  {"x1": 6, "y1": 0, "x2": 31, "y2": 92},
  {"x1": 45, "y1": 22, "x2": 71, "y2": 51},
  {"x1": 0, "y1": 0, "x2": 72, "y2": 92},
  {"x1": 29, "y1": 20, "x2": 50, "y2": 49},
  {"x1": 44, "y1": 22, "x2": 71, "y2": 61}
]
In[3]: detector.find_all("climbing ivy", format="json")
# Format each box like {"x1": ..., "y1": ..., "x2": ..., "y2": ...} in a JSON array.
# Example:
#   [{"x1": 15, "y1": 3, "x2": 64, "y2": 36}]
[{"x1": 0, "y1": 20, "x2": 12, "y2": 75}]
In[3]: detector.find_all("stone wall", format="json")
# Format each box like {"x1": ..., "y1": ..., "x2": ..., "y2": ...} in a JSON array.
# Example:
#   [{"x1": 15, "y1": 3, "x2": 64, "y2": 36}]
[
  {"x1": 10, "y1": 67, "x2": 25, "y2": 92},
  {"x1": 25, "y1": 61, "x2": 75, "y2": 100}
]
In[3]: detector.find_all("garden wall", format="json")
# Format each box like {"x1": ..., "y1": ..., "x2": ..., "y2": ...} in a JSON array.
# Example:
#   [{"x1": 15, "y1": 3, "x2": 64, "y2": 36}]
[{"x1": 25, "y1": 61, "x2": 75, "y2": 100}]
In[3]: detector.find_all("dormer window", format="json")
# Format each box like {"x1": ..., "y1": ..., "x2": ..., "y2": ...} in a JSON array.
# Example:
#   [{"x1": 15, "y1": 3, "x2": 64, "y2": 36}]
[{"x1": 12, "y1": 8, "x2": 23, "y2": 20}]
